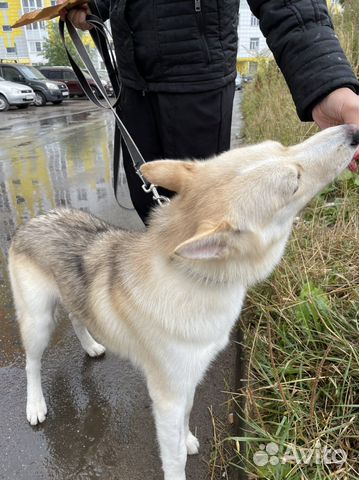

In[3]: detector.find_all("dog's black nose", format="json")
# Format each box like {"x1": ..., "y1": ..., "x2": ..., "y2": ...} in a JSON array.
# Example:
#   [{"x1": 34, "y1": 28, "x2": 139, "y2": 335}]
[{"x1": 350, "y1": 128, "x2": 359, "y2": 146}]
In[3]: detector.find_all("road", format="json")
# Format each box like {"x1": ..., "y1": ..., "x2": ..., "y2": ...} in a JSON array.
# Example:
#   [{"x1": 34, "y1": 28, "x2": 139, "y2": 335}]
[{"x1": 0, "y1": 94, "x2": 243, "y2": 480}]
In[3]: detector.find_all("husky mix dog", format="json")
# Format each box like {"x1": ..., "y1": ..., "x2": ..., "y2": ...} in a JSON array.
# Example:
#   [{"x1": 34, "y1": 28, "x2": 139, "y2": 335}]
[{"x1": 8, "y1": 125, "x2": 359, "y2": 480}]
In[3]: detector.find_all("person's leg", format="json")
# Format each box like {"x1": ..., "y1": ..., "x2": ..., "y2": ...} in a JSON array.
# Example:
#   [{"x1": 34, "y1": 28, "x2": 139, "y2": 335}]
[
  {"x1": 156, "y1": 81, "x2": 235, "y2": 159},
  {"x1": 116, "y1": 83, "x2": 235, "y2": 224},
  {"x1": 116, "y1": 86, "x2": 166, "y2": 223}
]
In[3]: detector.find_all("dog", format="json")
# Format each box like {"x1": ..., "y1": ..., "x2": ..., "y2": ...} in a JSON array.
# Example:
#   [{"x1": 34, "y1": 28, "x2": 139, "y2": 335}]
[{"x1": 8, "y1": 124, "x2": 359, "y2": 480}]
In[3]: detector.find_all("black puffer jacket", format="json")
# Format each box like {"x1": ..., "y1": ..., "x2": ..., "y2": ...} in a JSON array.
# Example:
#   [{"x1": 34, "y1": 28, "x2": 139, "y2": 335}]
[
  {"x1": 91, "y1": 0, "x2": 239, "y2": 92},
  {"x1": 90, "y1": 0, "x2": 359, "y2": 120}
]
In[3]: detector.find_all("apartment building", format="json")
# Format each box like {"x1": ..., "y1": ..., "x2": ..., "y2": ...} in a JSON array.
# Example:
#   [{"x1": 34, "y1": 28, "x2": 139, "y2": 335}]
[
  {"x1": 0, "y1": 0, "x2": 101, "y2": 66},
  {"x1": 0, "y1": 0, "x2": 54, "y2": 64},
  {"x1": 236, "y1": 0, "x2": 343, "y2": 75},
  {"x1": 237, "y1": 0, "x2": 271, "y2": 75}
]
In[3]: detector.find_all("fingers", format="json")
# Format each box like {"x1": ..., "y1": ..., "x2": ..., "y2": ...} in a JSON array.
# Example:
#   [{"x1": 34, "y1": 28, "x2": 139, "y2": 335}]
[
  {"x1": 58, "y1": 0, "x2": 67, "y2": 20},
  {"x1": 342, "y1": 104, "x2": 359, "y2": 128},
  {"x1": 68, "y1": 7, "x2": 92, "y2": 30},
  {"x1": 337, "y1": 88, "x2": 359, "y2": 128},
  {"x1": 312, "y1": 88, "x2": 359, "y2": 130},
  {"x1": 58, "y1": 2, "x2": 92, "y2": 30}
]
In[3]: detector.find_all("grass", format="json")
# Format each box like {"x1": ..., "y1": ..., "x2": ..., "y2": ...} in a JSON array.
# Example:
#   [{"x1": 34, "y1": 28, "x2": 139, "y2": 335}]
[{"x1": 210, "y1": 2, "x2": 359, "y2": 478}]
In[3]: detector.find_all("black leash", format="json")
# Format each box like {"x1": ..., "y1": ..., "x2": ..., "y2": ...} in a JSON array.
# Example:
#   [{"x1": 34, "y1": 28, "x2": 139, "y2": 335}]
[{"x1": 59, "y1": 16, "x2": 170, "y2": 207}]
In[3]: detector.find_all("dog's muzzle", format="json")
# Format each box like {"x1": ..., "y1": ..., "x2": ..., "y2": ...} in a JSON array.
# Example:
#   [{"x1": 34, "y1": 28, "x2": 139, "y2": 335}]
[{"x1": 349, "y1": 127, "x2": 359, "y2": 146}]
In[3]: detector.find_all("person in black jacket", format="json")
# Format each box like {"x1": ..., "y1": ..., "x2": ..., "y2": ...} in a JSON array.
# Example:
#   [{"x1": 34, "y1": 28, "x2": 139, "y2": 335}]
[{"x1": 64, "y1": 0, "x2": 359, "y2": 224}]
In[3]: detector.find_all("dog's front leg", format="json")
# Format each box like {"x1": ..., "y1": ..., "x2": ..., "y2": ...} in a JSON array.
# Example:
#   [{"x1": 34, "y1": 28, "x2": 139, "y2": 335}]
[
  {"x1": 184, "y1": 386, "x2": 199, "y2": 455},
  {"x1": 150, "y1": 387, "x2": 187, "y2": 480}
]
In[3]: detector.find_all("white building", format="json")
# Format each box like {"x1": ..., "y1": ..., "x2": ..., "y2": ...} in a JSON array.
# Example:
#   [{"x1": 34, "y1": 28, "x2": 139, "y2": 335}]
[{"x1": 237, "y1": 0, "x2": 271, "y2": 74}]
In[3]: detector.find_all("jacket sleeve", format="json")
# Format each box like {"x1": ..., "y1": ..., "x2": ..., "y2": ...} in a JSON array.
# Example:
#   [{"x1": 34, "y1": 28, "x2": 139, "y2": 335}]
[
  {"x1": 89, "y1": 0, "x2": 111, "y2": 22},
  {"x1": 247, "y1": 0, "x2": 359, "y2": 121}
]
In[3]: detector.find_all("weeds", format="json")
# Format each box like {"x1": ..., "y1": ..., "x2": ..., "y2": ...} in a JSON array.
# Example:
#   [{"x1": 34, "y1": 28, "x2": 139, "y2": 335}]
[{"x1": 212, "y1": 2, "x2": 359, "y2": 478}]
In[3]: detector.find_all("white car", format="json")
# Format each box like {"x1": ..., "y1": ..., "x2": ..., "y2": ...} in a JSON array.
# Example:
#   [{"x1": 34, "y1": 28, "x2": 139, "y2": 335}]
[{"x1": 0, "y1": 76, "x2": 35, "y2": 112}]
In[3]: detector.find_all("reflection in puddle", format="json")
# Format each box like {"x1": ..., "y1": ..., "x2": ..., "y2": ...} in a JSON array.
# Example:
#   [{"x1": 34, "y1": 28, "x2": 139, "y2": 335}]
[
  {"x1": 0, "y1": 110, "x2": 136, "y2": 258},
  {"x1": 0, "y1": 108, "x2": 139, "y2": 361}
]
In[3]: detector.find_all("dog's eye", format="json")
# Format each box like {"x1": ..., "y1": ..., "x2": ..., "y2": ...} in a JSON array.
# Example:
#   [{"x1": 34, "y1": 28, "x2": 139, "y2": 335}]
[{"x1": 293, "y1": 171, "x2": 301, "y2": 194}]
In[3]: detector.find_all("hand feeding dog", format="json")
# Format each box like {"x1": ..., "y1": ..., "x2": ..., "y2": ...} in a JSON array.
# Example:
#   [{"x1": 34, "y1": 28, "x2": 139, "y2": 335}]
[{"x1": 8, "y1": 124, "x2": 359, "y2": 480}]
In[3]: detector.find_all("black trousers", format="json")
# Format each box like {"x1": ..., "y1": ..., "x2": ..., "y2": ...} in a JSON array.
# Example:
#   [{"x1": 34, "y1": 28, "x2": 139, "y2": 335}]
[{"x1": 115, "y1": 82, "x2": 235, "y2": 224}]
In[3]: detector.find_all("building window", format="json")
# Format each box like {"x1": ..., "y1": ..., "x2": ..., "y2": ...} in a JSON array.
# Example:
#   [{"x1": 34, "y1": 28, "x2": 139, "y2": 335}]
[
  {"x1": 6, "y1": 47, "x2": 16, "y2": 54},
  {"x1": 248, "y1": 62, "x2": 258, "y2": 74},
  {"x1": 77, "y1": 188, "x2": 88, "y2": 201},
  {"x1": 50, "y1": 0, "x2": 57, "y2": 5},
  {"x1": 29, "y1": 41, "x2": 43, "y2": 52},
  {"x1": 2, "y1": 25, "x2": 12, "y2": 31},
  {"x1": 97, "y1": 187, "x2": 107, "y2": 200},
  {"x1": 26, "y1": 22, "x2": 38, "y2": 30},
  {"x1": 250, "y1": 14, "x2": 259, "y2": 27},
  {"x1": 23, "y1": 0, "x2": 42, "y2": 12},
  {"x1": 249, "y1": 37, "x2": 259, "y2": 51},
  {"x1": 26, "y1": 22, "x2": 45, "y2": 30},
  {"x1": 0, "y1": 2, "x2": 9, "y2": 7}
]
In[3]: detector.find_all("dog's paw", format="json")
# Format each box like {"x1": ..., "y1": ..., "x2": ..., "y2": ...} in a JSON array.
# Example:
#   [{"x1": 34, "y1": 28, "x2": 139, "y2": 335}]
[
  {"x1": 85, "y1": 341, "x2": 106, "y2": 358},
  {"x1": 26, "y1": 396, "x2": 47, "y2": 426},
  {"x1": 186, "y1": 432, "x2": 200, "y2": 455}
]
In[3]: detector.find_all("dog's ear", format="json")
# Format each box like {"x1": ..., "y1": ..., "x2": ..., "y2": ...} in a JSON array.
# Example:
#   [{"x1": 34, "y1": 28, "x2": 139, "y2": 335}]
[
  {"x1": 140, "y1": 160, "x2": 198, "y2": 193},
  {"x1": 173, "y1": 221, "x2": 238, "y2": 260}
]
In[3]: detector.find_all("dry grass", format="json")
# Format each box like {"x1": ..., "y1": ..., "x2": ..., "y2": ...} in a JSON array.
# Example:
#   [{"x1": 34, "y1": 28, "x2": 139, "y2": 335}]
[
  {"x1": 210, "y1": 2, "x2": 359, "y2": 478},
  {"x1": 234, "y1": 182, "x2": 359, "y2": 479}
]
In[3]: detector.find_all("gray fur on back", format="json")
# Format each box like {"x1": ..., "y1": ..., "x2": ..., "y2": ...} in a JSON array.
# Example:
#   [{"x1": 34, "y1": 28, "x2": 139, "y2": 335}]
[{"x1": 10, "y1": 209, "x2": 137, "y2": 318}]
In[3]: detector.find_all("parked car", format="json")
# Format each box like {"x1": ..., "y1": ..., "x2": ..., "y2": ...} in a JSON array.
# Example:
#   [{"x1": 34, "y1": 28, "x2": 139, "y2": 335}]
[
  {"x1": 0, "y1": 63, "x2": 66, "y2": 106},
  {"x1": 0, "y1": 76, "x2": 35, "y2": 112},
  {"x1": 39, "y1": 66, "x2": 114, "y2": 98},
  {"x1": 84, "y1": 69, "x2": 115, "y2": 97},
  {"x1": 242, "y1": 75, "x2": 254, "y2": 85},
  {"x1": 54, "y1": 81, "x2": 70, "y2": 100},
  {"x1": 235, "y1": 72, "x2": 242, "y2": 90}
]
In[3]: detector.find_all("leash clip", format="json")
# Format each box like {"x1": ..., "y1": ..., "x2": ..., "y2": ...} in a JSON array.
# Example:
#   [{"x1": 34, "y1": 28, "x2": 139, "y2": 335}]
[
  {"x1": 141, "y1": 183, "x2": 154, "y2": 194},
  {"x1": 151, "y1": 188, "x2": 170, "y2": 206},
  {"x1": 142, "y1": 183, "x2": 170, "y2": 206}
]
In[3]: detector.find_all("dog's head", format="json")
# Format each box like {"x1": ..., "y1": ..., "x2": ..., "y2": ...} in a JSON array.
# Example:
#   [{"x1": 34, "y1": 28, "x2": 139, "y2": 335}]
[{"x1": 141, "y1": 125, "x2": 358, "y2": 283}]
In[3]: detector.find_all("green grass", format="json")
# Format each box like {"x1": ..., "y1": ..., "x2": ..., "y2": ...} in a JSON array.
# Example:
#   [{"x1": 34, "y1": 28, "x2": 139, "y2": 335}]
[{"x1": 210, "y1": 2, "x2": 359, "y2": 478}]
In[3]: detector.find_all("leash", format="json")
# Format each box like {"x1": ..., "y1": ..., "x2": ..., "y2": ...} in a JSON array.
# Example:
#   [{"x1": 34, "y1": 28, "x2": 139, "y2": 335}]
[{"x1": 59, "y1": 16, "x2": 170, "y2": 207}]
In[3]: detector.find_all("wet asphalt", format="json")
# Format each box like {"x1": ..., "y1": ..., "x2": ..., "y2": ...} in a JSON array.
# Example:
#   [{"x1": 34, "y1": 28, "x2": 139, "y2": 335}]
[{"x1": 0, "y1": 94, "x2": 243, "y2": 480}]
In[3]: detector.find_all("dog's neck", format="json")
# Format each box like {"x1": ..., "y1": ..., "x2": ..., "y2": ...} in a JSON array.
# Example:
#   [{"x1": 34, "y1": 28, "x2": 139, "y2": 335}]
[
  {"x1": 171, "y1": 256, "x2": 240, "y2": 286},
  {"x1": 138, "y1": 202, "x2": 292, "y2": 289}
]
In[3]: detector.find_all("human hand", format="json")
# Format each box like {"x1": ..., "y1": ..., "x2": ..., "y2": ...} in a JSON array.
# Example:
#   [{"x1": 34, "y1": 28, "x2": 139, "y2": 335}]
[
  {"x1": 58, "y1": 0, "x2": 92, "y2": 30},
  {"x1": 312, "y1": 87, "x2": 359, "y2": 130}
]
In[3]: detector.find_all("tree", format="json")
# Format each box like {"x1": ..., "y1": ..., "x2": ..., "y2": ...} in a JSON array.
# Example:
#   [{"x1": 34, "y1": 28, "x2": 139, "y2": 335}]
[{"x1": 43, "y1": 21, "x2": 92, "y2": 67}]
